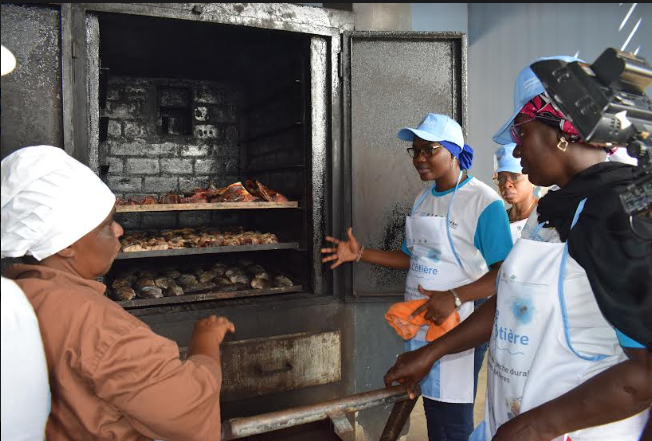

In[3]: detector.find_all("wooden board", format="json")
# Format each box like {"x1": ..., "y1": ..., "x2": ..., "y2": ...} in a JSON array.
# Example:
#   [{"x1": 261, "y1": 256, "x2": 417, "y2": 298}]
[
  {"x1": 115, "y1": 242, "x2": 301, "y2": 259},
  {"x1": 116, "y1": 201, "x2": 299, "y2": 213},
  {"x1": 117, "y1": 285, "x2": 303, "y2": 308}
]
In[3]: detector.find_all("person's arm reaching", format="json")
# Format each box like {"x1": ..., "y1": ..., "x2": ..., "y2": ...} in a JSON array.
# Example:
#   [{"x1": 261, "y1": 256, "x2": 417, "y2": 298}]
[
  {"x1": 492, "y1": 347, "x2": 652, "y2": 441},
  {"x1": 89, "y1": 315, "x2": 235, "y2": 441},
  {"x1": 384, "y1": 296, "x2": 496, "y2": 398},
  {"x1": 321, "y1": 227, "x2": 410, "y2": 270}
]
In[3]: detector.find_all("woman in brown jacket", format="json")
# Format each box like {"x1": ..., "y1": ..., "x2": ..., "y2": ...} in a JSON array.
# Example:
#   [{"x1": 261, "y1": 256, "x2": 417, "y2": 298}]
[{"x1": 1, "y1": 145, "x2": 234, "y2": 440}]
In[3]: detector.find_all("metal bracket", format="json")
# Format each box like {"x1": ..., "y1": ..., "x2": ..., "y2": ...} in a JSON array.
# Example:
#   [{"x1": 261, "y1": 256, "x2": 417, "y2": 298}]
[{"x1": 328, "y1": 411, "x2": 354, "y2": 439}]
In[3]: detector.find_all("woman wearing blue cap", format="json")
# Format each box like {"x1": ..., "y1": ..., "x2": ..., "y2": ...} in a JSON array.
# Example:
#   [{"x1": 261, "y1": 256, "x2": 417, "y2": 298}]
[
  {"x1": 323, "y1": 113, "x2": 513, "y2": 440},
  {"x1": 384, "y1": 56, "x2": 651, "y2": 440},
  {"x1": 493, "y1": 143, "x2": 538, "y2": 243}
]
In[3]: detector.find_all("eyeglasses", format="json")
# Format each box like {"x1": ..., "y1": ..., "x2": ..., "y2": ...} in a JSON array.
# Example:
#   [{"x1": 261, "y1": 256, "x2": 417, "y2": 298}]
[
  {"x1": 406, "y1": 144, "x2": 442, "y2": 159},
  {"x1": 493, "y1": 173, "x2": 524, "y2": 186},
  {"x1": 510, "y1": 115, "x2": 562, "y2": 145}
]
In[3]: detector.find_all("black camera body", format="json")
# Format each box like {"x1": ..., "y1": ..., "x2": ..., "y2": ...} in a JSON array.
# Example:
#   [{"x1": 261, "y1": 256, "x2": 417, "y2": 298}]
[{"x1": 531, "y1": 48, "x2": 652, "y2": 217}]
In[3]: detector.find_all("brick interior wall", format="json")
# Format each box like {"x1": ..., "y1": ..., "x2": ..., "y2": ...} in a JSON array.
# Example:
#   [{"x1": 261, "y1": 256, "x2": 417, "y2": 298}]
[{"x1": 102, "y1": 76, "x2": 242, "y2": 231}]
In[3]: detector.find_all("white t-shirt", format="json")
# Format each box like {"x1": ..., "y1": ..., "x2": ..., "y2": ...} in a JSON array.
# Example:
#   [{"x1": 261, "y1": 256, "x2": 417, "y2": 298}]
[
  {"x1": 402, "y1": 176, "x2": 513, "y2": 274},
  {"x1": 1, "y1": 277, "x2": 50, "y2": 441}
]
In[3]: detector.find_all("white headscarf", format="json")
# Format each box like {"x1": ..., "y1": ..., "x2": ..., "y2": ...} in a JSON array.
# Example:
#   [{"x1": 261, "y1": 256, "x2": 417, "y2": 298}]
[{"x1": 1, "y1": 146, "x2": 116, "y2": 260}]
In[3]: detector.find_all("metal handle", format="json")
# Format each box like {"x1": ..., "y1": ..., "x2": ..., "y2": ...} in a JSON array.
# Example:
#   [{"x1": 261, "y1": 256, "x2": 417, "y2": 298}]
[{"x1": 255, "y1": 362, "x2": 293, "y2": 376}]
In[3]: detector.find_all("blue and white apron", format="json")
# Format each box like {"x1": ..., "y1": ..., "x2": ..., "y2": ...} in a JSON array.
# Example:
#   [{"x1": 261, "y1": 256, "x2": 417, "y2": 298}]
[
  {"x1": 509, "y1": 218, "x2": 527, "y2": 244},
  {"x1": 471, "y1": 199, "x2": 648, "y2": 440},
  {"x1": 404, "y1": 173, "x2": 486, "y2": 403}
]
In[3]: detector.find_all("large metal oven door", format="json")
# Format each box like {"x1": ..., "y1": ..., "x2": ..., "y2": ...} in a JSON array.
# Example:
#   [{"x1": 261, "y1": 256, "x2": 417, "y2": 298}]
[{"x1": 341, "y1": 31, "x2": 468, "y2": 298}]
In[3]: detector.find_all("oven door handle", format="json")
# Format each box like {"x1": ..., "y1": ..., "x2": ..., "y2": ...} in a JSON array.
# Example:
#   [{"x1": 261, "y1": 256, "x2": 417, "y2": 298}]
[{"x1": 255, "y1": 362, "x2": 293, "y2": 376}]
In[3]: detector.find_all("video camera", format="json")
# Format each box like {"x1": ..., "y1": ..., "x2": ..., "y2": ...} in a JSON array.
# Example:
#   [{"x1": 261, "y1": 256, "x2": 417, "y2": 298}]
[{"x1": 531, "y1": 48, "x2": 652, "y2": 218}]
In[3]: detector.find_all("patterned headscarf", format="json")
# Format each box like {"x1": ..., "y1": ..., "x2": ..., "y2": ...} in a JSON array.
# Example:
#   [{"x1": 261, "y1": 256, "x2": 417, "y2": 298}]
[{"x1": 519, "y1": 93, "x2": 581, "y2": 141}]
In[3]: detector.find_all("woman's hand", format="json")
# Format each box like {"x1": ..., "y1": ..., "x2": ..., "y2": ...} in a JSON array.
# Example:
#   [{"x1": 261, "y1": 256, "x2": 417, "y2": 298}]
[
  {"x1": 321, "y1": 227, "x2": 361, "y2": 269},
  {"x1": 192, "y1": 315, "x2": 235, "y2": 345},
  {"x1": 383, "y1": 345, "x2": 435, "y2": 400},
  {"x1": 188, "y1": 315, "x2": 235, "y2": 364},
  {"x1": 410, "y1": 285, "x2": 457, "y2": 325}
]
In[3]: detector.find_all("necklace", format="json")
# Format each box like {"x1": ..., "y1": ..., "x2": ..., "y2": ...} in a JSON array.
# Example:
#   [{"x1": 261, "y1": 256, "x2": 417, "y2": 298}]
[{"x1": 509, "y1": 198, "x2": 537, "y2": 222}]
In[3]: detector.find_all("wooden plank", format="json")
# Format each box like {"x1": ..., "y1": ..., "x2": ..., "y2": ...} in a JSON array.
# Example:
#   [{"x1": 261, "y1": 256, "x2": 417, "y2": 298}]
[
  {"x1": 117, "y1": 285, "x2": 303, "y2": 309},
  {"x1": 115, "y1": 242, "x2": 301, "y2": 260},
  {"x1": 116, "y1": 201, "x2": 299, "y2": 213}
]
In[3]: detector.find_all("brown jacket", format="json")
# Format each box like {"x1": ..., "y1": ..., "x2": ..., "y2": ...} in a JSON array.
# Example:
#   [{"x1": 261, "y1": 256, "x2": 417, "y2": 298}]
[{"x1": 7, "y1": 264, "x2": 222, "y2": 441}]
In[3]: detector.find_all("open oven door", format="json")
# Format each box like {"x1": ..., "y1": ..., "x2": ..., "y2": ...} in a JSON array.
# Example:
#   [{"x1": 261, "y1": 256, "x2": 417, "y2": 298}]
[{"x1": 341, "y1": 31, "x2": 468, "y2": 299}]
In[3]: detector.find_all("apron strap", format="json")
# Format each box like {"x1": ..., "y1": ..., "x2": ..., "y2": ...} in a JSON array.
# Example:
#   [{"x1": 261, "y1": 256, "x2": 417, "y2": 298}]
[
  {"x1": 558, "y1": 198, "x2": 608, "y2": 361},
  {"x1": 410, "y1": 173, "x2": 466, "y2": 270},
  {"x1": 411, "y1": 183, "x2": 437, "y2": 216},
  {"x1": 446, "y1": 171, "x2": 465, "y2": 269}
]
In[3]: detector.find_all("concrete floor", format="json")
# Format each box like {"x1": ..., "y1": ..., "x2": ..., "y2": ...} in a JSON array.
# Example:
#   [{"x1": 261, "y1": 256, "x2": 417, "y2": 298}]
[{"x1": 408, "y1": 357, "x2": 487, "y2": 440}]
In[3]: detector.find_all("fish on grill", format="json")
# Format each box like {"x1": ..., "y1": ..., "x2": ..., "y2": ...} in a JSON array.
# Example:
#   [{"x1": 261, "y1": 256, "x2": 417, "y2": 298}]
[
  {"x1": 177, "y1": 274, "x2": 198, "y2": 288},
  {"x1": 199, "y1": 271, "x2": 219, "y2": 283},
  {"x1": 245, "y1": 180, "x2": 289, "y2": 203},
  {"x1": 162, "y1": 270, "x2": 181, "y2": 279},
  {"x1": 251, "y1": 277, "x2": 270, "y2": 290},
  {"x1": 229, "y1": 274, "x2": 250, "y2": 285},
  {"x1": 111, "y1": 287, "x2": 136, "y2": 301},
  {"x1": 273, "y1": 275, "x2": 293, "y2": 288},
  {"x1": 155, "y1": 277, "x2": 175, "y2": 289},
  {"x1": 112, "y1": 278, "x2": 133, "y2": 289},
  {"x1": 215, "y1": 277, "x2": 234, "y2": 287},
  {"x1": 139, "y1": 270, "x2": 158, "y2": 279},
  {"x1": 163, "y1": 285, "x2": 184, "y2": 297},
  {"x1": 246, "y1": 265, "x2": 268, "y2": 278},
  {"x1": 210, "y1": 263, "x2": 228, "y2": 277},
  {"x1": 216, "y1": 182, "x2": 258, "y2": 202},
  {"x1": 139, "y1": 286, "x2": 164, "y2": 299},
  {"x1": 225, "y1": 268, "x2": 245, "y2": 279}
]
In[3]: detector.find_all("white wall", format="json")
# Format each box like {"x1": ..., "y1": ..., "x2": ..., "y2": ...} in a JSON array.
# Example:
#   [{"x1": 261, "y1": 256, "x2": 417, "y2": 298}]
[
  {"x1": 411, "y1": 3, "x2": 468, "y2": 33},
  {"x1": 467, "y1": 3, "x2": 652, "y2": 186}
]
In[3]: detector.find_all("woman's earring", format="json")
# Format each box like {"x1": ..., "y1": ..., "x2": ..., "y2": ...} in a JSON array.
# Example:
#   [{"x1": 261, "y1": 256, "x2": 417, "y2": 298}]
[{"x1": 556, "y1": 137, "x2": 568, "y2": 152}]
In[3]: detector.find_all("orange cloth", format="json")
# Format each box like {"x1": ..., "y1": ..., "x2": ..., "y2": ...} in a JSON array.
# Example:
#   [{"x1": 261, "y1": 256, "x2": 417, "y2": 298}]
[{"x1": 385, "y1": 299, "x2": 460, "y2": 342}]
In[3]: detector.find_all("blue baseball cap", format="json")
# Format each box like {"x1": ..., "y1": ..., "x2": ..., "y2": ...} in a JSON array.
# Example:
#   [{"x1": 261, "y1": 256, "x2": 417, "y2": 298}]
[
  {"x1": 398, "y1": 113, "x2": 465, "y2": 148},
  {"x1": 493, "y1": 55, "x2": 584, "y2": 145},
  {"x1": 495, "y1": 143, "x2": 522, "y2": 173}
]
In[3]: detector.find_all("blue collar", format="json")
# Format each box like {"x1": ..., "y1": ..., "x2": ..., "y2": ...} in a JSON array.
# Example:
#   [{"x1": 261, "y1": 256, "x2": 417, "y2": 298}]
[{"x1": 432, "y1": 175, "x2": 472, "y2": 196}]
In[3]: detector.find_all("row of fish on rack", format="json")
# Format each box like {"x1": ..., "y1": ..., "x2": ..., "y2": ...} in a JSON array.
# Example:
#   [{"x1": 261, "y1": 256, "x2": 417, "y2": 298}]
[
  {"x1": 108, "y1": 259, "x2": 295, "y2": 301},
  {"x1": 120, "y1": 227, "x2": 279, "y2": 252},
  {"x1": 116, "y1": 180, "x2": 289, "y2": 205}
]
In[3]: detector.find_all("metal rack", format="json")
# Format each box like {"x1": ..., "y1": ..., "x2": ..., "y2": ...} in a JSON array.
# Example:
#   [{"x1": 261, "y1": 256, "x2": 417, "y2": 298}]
[
  {"x1": 117, "y1": 284, "x2": 303, "y2": 309},
  {"x1": 115, "y1": 242, "x2": 301, "y2": 260},
  {"x1": 116, "y1": 201, "x2": 299, "y2": 213}
]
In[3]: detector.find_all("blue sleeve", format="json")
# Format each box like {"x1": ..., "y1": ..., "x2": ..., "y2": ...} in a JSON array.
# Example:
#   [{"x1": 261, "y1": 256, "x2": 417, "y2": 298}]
[
  {"x1": 401, "y1": 239, "x2": 411, "y2": 256},
  {"x1": 615, "y1": 328, "x2": 645, "y2": 349},
  {"x1": 474, "y1": 200, "x2": 513, "y2": 267}
]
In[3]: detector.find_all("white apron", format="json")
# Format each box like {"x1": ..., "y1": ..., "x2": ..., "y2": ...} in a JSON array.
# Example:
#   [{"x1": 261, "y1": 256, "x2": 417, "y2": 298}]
[
  {"x1": 404, "y1": 174, "x2": 486, "y2": 403},
  {"x1": 509, "y1": 218, "x2": 527, "y2": 244},
  {"x1": 471, "y1": 199, "x2": 647, "y2": 440}
]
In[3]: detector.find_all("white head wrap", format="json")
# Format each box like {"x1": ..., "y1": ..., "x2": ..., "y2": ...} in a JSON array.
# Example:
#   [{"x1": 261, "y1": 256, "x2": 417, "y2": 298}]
[
  {"x1": 1, "y1": 45, "x2": 17, "y2": 76},
  {"x1": 1, "y1": 146, "x2": 116, "y2": 260}
]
